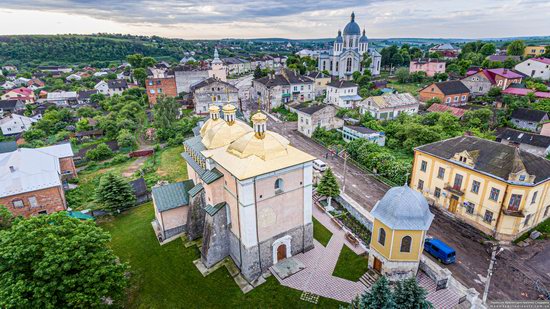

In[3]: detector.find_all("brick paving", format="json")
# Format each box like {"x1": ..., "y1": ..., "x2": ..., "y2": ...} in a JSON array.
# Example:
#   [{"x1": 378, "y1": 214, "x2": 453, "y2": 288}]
[{"x1": 417, "y1": 269, "x2": 462, "y2": 309}]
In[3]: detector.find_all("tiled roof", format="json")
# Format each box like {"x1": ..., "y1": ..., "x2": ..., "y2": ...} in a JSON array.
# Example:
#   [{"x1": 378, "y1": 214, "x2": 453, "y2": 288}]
[
  {"x1": 201, "y1": 168, "x2": 223, "y2": 184},
  {"x1": 427, "y1": 103, "x2": 466, "y2": 118},
  {"x1": 327, "y1": 80, "x2": 358, "y2": 88},
  {"x1": 364, "y1": 93, "x2": 418, "y2": 109},
  {"x1": 497, "y1": 128, "x2": 550, "y2": 148},
  {"x1": 297, "y1": 104, "x2": 331, "y2": 115},
  {"x1": 181, "y1": 152, "x2": 205, "y2": 175},
  {"x1": 511, "y1": 108, "x2": 548, "y2": 122},
  {"x1": 502, "y1": 88, "x2": 550, "y2": 99},
  {"x1": 107, "y1": 79, "x2": 128, "y2": 89},
  {"x1": 152, "y1": 180, "x2": 194, "y2": 212},
  {"x1": 188, "y1": 183, "x2": 204, "y2": 197},
  {"x1": 433, "y1": 81, "x2": 470, "y2": 95},
  {"x1": 204, "y1": 202, "x2": 226, "y2": 216},
  {"x1": 415, "y1": 136, "x2": 550, "y2": 184}
]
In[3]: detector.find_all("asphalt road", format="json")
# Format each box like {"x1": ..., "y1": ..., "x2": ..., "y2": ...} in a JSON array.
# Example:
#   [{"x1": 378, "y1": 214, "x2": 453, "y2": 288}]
[{"x1": 268, "y1": 119, "x2": 550, "y2": 301}]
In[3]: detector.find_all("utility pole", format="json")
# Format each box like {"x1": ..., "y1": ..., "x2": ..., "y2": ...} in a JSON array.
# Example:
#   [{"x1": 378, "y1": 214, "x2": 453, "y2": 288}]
[
  {"x1": 482, "y1": 244, "x2": 501, "y2": 303},
  {"x1": 340, "y1": 149, "x2": 348, "y2": 194}
]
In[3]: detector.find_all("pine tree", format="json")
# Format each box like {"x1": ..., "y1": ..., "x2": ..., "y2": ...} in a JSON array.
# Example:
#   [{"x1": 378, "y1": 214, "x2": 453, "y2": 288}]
[
  {"x1": 95, "y1": 173, "x2": 136, "y2": 212},
  {"x1": 350, "y1": 276, "x2": 395, "y2": 309},
  {"x1": 253, "y1": 66, "x2": 263, "y2": 79},
  {"x1": 316, "y1": 168, "x2": 340, "y2": 208},
  {"x1": 393, "y1": 277, "x2": 433, "y2": 309}
]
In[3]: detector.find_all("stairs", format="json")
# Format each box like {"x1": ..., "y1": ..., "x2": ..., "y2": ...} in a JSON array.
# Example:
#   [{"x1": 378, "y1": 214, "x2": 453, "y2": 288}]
[{"x1": 359, "y1": 270, "x2": 380, "y2": 288}]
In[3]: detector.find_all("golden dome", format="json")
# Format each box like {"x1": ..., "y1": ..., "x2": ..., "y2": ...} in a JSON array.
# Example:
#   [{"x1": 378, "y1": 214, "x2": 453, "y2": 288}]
[
  {"x1": 201, "y1": 119, "x2": 252, "y2": 149},
  {"x1": 251, "y1": 112, "x2": 267, "y2": 122},
  {"x1": 199, "y1": 106, "x2": 221, "y2": 137},
  {"x1": 227, "y1": 131, "x2": 290, "y2": 161},
  {"x1": 223, "y1": 104, "x2": 237, "y2": 113}
]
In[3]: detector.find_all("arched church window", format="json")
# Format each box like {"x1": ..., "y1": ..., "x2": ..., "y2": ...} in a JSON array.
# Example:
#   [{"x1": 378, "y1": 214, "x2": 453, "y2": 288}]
[
  {"x1": 346, "y1": 58, "x2": 352, "y2": 72},
  {"x1": 378, "y1": 228, "x2": 386, "y2": 246},
  {"x1": 400, "y1": 236, "x2": 412, "y2": 252},
  {"x1": 275, "y1": 178, "x2": 284, "y2": 192}
]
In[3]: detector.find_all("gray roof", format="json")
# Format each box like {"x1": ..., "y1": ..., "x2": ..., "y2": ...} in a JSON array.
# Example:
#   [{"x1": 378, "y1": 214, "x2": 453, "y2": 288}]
[
  {"x1": 371, "y1": 186, "x2": 434, "y2": 230},
  {"x1": 345, "y1": 125, "x2": 379, "y2": 134},
  {"x1": 202, "y1": 168, "x2": 223, "y2": 184},
  {"x1": 327, "y1": 80, "x2": 357, "y2": 88},
  {"x1": 297, "y1": 104, "x2": 331, "y2": 115},
  {"x1": 0, "y1": 141, "x2": 17, "y2": 154},
  {"x1": 152, "y1": 180, "x2": 194, "y2": 212},
  {"x1": 416, "y1": 136, "x2": 550, "y2": 184},
  {"x1": 188, "y1": 183, "x2": 204, "y2": 197},
  {"x1": 496, "y1": 128, "x2": 550, "y2": 148},
  {"x1": 204, "y1": 202, "x2": 226, "y2": 216},
  {"x1": 511, "y1": 108, "x2": 548, "y2": 123},
  {"x1": 190, "y1": 77, "x2": 238, "y2": 92},
  {"x1": 343, "y1": 12, "x2": 361, "y2": 35}
]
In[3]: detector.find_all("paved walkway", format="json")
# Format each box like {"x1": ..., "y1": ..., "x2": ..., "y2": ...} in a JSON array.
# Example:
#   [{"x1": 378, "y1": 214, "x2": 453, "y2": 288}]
[
  {"x1": 417, "y1": 271, "x2": 462, "y2": 309},
  {"x1": 271, "y1": 203, "x2": 368, "y2": 303}
]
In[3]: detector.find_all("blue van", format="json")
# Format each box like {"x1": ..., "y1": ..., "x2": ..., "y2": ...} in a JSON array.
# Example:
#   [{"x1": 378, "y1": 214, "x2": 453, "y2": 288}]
[{"x1": 424, "y1": 238, "x2": 456, "y2": 264}]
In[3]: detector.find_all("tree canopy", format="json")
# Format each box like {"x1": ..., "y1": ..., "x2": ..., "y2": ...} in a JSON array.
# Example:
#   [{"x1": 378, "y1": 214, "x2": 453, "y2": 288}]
[{"x1": 95, "y1": 173, "x2": 136, "y2": 212}]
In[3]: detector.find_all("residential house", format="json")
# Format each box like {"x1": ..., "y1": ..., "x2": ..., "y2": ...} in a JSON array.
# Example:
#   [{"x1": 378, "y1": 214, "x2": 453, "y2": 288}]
[
  {"x1": 93, "y1": 71, "x2": 109, "y2": 78},
  {"x1": 94, "y1": 79, "x2": 128, "y2": 96},
  {"x1": 305, "y1": 72, "x2": 331, "y2": 97},
  {"x1": 429, "y1": 44, "x2": 460, "y2": 59},
  {"x1": 296, "y1": 104, "x2": 343, "y2": 137},
  {"x1": 427, "y1": 103, "x2": 466, "y2": 119},
  {"x1": 14, "y1": 77, "x2": 31, "y2": 87},
  {"x1": 510, "y1": 108, "x2": 549, "y2": 132},
  {"x1": 514, "y1": 58, "x2": 550, "y2": 80},
  {"x1": 0, "y1": 114, "x2": 37, "y2": 136},
  {"x1": 0, "y1": 143, "x2": 76, "y2": 217},
  {"x1": 38, "y1": 66, "x2": 72, "y2": 74},
  {"x1": 409, "y1": 59, "x2": 446, "y2": 77},
  {"x1": 411, "y1": 135, "x2": 550, "y2": 241},
  {"x1": 341, "y1": 125, "x2": 385, "y2": 146},
  {"x1": 1, "y1": 87, "x2": 35, "y2": 104},
  {"x1": 502, "y1": 87, "x2": 550, "y2": 99},
  {"x1": 117, "y1": 70, "x2": 132, "y2": 81},
  {"x1": 2, "y1": 65, "x2": 17, "y2": 72},
  {"x1": 419, "y1": 81, "x2": 470, "y2": 105},
  {"x1": 190, "y1": 78, "x2": 238, "y2": 115},
  {"x1": 77, "y1": 90, "x2": 99, "y2": 105},
  {"x1": 464, "y1": 68, "x2": 524, "y2": 93},
  {"x1": 524, "y1": 46, "x2": 548, "y2": 58},
  {"x1": 46, "y1": 91, "x2": 78, "y2": 106},
  {"x1": 222, "y1": 57, "x2": 252, "y2": 75},
  {"x1": 295, "y1": 49, "x2": 319, "y2": 58},
  {"x1": 1, "y1": 81, "x2": 16, "y2": 89},
  {"x1": 325, "y1": 80, "x2": 362, "y2": 108},
  {"x1": 0, "y1": 99, "x2": 25, "y2": 116},
  {"x1": 66, "y1": 74, "x2": 82, "y2": 82},
  {"x1": 359, "y1": 93, "x2": 419, "y2": 120},
  {"x1": 27, "y1": 78, "x2": 45, "y2": 90},
  {"x1": 146, "y1": 77, "x2": 178, "y2": 104},
  {"x1": 497, "y1": 128, "x2": 550, "y2": 157},
  {"x1": 461, "y1": 70, "x2": 494, "y2": 96},
  {"x1": 152, "y1": 106, "x2": 315, "y2": 283},
  {"x1": 252, "y1": 68, "x2": 314, "y2": 109},
  {"x1": 486, "y1": 55, "x2": 521, "y2": 63}
]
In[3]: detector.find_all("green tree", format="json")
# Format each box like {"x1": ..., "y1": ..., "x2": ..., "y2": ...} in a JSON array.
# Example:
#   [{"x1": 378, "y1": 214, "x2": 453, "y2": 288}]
[
  {"x1": 85, "y1": 143, "x2": 113, "y2": 161},
  {"x1": 0, "y1": 212, "x2": 128, "y2": 308},
  {"x1": 95, "y1": 173, "x2": 136, "y2": 212},
  {"x1": 253, "y1": 66, "x2": 263, "y2": 79},
  {"x1": 507, "y1": 40, "x2": 525, "y2": 56},
  {"x1": 393, "y1": 277, "x2": 433, "y2": 309},
  {"x1": 154, "y1": 95, "x2": 181, "y2": 140},
  {"x1": 0, "y1": 205, "x2": 14, "y2": 230},
  {"x1": 395, "y1": 67, "x2": 410, "y2": 83},
  {"x1": 316, "y1": 168, "x2": 340, "y2": 208},
  {"x1": 117, "y1": 129, "x2": 138, "y2": 149},
  {"x1": 133, "y1": 67, "x2": 147, "y2": 87},
  {"x1": 350, "y1": 276, "x2": 395, "y2": 309},
  {"x1": 479, "y1": 43, "x2": 496, "y2": 56}
]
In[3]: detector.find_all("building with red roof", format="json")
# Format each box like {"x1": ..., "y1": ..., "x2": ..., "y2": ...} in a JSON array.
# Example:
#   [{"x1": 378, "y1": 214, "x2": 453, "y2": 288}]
[
  {"x1": 0, "y1": 87, "x2": 35, "y2": 104},
  {"x1": 427, "y1": 103, "x2": 466, "y2": 118},
  {"x1": 502, "y1": 87, "x2": 550, "y2": 99}
]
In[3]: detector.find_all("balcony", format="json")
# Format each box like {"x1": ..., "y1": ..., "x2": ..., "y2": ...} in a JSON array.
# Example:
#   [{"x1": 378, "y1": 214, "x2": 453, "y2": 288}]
[
  {"x1": 502, "y1": 207, "x2": 525, "y2": 217},
  {"x1": 443, "y1": 184, "x2": 464, "y2": 196}
]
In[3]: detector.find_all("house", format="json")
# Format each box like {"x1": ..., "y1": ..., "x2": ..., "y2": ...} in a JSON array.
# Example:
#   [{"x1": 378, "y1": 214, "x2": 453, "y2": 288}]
[
  {"x1": 341, "y1": 125, "x2": 385, "y2": 146},
  {"x1": 510, "y1": 108, "x2": 549, "y2": 132},
  {"x1": 325, "y1": 80, "x2": 362, "y2": 108},
  {"x1": 117, "y1": 70, "x2": 132, "y2": 81},
  {"x1": 359, "y1": 93, "x2": 419, "y2": 120},
  {"x1": 296, "y1": 104, "x2": 343, "y2": 137},
  {"x1": 427, "y1": 103, "x2": 466, "y2": 119},
  {"x1": 5, "y1": 73, "x2": 17, "y2": 81},
  {"x1": 222, "y1": 57, "x2": 252, "y2": 75},
  {"x1": 429, "y1": 43, "x2": 460, "y2": 59},
  {"x1": 252, "y1": 68, "x2": 314, "y2": 109},
  {"x1": 486, "y1": 55, "x2": 521, "y2": 63},
  {"x1": 0, "y1": 99, "x2": 25, "y2": 116},
  {"x1": 409, "y1": 59, "x2": 446, "y2": 77},
  {"x1": 27, "y1": 78, "x2": 45, "y2": 90},
  {"x1": 145, "y1": 77, "x2": 178, "y2": 104},
  {"x1": 514, "y1": 58, "x2": 550, "y2": 80},
  {"x1": 14, "y1": 77, "x2": 31, "y2": 87},
  {"x1": 502, "y1": 87, "x2": 550, "y2": 99},
  {"x1": 153, "y1": 106, "x2": 315, "y2": 283},
  {"x1": 419, "y1": 81, "x2": 470, "y2": 106},
  {"x1": 130, "y1": 177, "x2": 151, "y2": 204},
  {"x1": 0, "y1": 114, "x2": 37, "y2": 136},
  {"x1": 38, "y1": 66, "x2": 72, "y2": 74},
  {"x1": 2, "y1": 65, "x2": 17, "y2": 72},
  {"x1": 93, "y1": 71, "x2": 109, "y2": 78},
  {"x1": 173, "y1": 49, "x2": 228, "y2": 94},
  {"x1": 295, "y1": 49, "x2": 319, "y2": 58},
  {"x1": 412, "y1": 135, "x2": 550, "y2": 241},
  {"x1": 496, "y1": 128, "x2": 550, "y2": 157},
  {"x1": 66, "y1": 74, "x2": 82, "y2": 82},
  {"x1": 77, "y1": 90, "x2": 99, "y2": 105},
  {"x1": 190, "y1": 77, "x2": 238, "y2": 115},
  {"x1": 1, "y1": 87, "x2": 35, "y2": 104},
  {"x1": 524, "y1": 46, "x2": 548, "y2": 58},
  {"x1": 46, "y1": 91, "x2": 78, "y2": 106},
  {"x1": 0, "y1": 143, "x2": 76, "y2": 217},
  {"x1": 305, "y1": 72, "x2": 331, "y2": 97},
  {"x1": 461, "y1": 70, "x2": 494, "y2": 96},
  {"x1": 94, "y1": 79, "x2": 128, "y2": 96},
  {"x1": 1, "y1": 81, "x2": 16, "y2": 89},
  {"x1": 75, "y1": 130, "x2": 104, "y2": 141},
  {"x1": 465, "y1": 68, "x2": 524, "y2": 92}
]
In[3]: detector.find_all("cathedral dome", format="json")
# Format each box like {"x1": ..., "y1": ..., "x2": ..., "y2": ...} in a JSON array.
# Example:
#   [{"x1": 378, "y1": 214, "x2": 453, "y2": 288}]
[
  {"x1": 201, "y1": 104, "x2": 252, "y2": 149},
  {"x1": 359, "y1": 29, "x2": 368, "y2": 43},
  {"x1": 370, "y1": 186, "x2": 434, "y2": 230},
  {"x1": 226, "y1": 111, "x2": 290, "y2": 160},
  {"x1": 200, "y1": 105, "x2": 223, "y2": 137},
  {"x1": 335, "y1": 30, "x2": 343, "y2": 43},
  {"x1": 343, "y1": 12, "x2": 361, "y2": 36}
]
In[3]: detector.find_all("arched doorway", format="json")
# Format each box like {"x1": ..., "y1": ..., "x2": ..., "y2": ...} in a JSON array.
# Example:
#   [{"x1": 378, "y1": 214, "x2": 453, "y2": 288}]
[{"x1": 277, "y1": 244, "x2": 287, "y2": 261}]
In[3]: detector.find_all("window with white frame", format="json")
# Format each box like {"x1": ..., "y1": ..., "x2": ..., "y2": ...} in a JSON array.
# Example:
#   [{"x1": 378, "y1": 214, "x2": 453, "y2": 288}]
[{"x1": 28, "y1": 196, "x2": 38, "y2": 208}]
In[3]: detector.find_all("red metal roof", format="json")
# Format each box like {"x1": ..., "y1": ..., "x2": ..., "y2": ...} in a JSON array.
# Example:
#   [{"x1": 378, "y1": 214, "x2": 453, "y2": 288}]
[{"x1": 427, "y1": 103, "x2": 466, "y2": 118}]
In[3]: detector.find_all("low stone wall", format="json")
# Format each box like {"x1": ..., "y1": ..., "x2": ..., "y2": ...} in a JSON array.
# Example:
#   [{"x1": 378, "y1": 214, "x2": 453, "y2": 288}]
[{"x1": 335, "y1": 194, "x2": 373, "y2": 231}]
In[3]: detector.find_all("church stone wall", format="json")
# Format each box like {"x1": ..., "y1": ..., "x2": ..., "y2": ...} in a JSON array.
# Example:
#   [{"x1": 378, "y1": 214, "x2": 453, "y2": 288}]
[
  {"x1": 186, "y1": 190, "x2": 206, "y2": 241},
  {"x1": 201, "y1": 206, "x2": 230, "y2": 268}
]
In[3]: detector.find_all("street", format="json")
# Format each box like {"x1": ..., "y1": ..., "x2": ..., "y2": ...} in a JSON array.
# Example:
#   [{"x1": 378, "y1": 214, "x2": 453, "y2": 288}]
[{"x1": 267, "y1": 119, "x2": 550, "y2": 301}]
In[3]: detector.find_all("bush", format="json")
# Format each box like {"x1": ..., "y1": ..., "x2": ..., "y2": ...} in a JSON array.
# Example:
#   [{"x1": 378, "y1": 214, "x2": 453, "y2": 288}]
[
  {"x1": 85, "y1": 143, "x2": 113, "y2": 161},
  {"x1": 112, "y1": 154, "x2": 129, "y2": 164}
]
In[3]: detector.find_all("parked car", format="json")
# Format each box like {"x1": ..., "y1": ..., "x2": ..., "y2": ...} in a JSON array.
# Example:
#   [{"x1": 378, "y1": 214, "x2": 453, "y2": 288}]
[
  {"x1": 424, "y1": 238, "x2": 456, "y2": 264},
  {"x1": 313, "y1": 159, "x2": 328, "y2": 172}
]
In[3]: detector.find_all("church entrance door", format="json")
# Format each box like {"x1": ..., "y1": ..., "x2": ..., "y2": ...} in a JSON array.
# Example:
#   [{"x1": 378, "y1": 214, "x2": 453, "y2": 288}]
[
  {"x1": 373, "y1": 257, "x2": 382, "y2": 273},
  {"x1": 277, "y1": 244, "x2": 287, "y2": 262}
]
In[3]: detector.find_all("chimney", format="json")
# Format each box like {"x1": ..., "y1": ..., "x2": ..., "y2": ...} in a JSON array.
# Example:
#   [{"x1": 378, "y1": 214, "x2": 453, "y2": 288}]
[
  {"x1": 9, "y1": 166, "x2": 15, "y2": 173},
  {"x1": 503, "y1": 69, "x2": 508, "y2": 74}
]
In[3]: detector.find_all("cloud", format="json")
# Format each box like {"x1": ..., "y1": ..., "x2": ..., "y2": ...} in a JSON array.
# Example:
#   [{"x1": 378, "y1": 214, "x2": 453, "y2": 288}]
[{"x1": 0, "y1": 0, "x2": 549, "y2": 39}]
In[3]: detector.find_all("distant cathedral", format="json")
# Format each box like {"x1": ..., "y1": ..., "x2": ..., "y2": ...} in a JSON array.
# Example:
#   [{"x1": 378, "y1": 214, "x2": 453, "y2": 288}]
[{"x1": 318, "y1": 12, "x2": 382, "y2": 80}]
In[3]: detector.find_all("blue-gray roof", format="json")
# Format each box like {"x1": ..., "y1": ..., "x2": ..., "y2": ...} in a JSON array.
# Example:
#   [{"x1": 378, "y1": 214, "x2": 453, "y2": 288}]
[
  {"x1": 188, "y1": 183, "x2": 204, "y2": 197},
  {"x1": 181, "y1": 152, "x2": 205, "y2": 175},
  {"x1": 343, "y1": 12, "x2": 361, "y2": 35},
  {"x1": 152, "y1": 180, "x2": 194, "y2": 212},
  {"x1": 204, "y1": 202, "x2": 226, "y2": 216},
  {"x1": 359, "y1": 30, "x2": 368, "y2": 43},
  {"x1": 371, "y1": 186, "x2": 434, "y2": 230},
  {"x1": 202, "y1": 168, "x2": 223, "y2": 184},
  {"x1": 0, "y1": 141, "x2": 17, "y2": 154}
]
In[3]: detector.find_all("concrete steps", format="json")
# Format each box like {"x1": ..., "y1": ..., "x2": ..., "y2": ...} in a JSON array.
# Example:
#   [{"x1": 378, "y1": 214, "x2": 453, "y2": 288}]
[{"x1": 359, "y1": 270, "x2": 380, "y2": 288}]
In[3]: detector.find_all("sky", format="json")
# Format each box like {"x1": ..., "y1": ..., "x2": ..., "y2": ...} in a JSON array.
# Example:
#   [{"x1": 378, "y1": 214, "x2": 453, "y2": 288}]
[{"x1": 0, "y1": 0, "x2": 549, "y2": 39}]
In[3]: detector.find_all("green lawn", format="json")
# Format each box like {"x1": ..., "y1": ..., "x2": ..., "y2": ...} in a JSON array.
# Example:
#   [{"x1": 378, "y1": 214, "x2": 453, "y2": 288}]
[
  {"x1": 156, "y1": 146, "x2": 187, "y2": 182},
  {"x1": 386, "y1": 82, "x2": 422, "y2": 96},
  {"x1": 313, "y1": 217, "x2": 333, "y2": 247},
  {"x1": 514, "y1": 218, "x2": 550, "y2": 243},
  {"x1": 332, "y1": 245, "x2": 369, "y2": 282},
  {"x1": 100, "y1": 204, "x2": 344, "y2": 308}
]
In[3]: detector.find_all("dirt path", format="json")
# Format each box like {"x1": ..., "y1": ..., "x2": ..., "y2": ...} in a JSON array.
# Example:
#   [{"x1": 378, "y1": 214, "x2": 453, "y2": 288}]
[{"x1": 122, "y1": 156, "x2": 147, "y2": 178}]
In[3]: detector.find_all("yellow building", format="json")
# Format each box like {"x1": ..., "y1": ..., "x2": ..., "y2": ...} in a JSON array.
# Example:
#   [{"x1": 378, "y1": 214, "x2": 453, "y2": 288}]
[
  {"x1": 411, "y1": 136, "x2": 550, "y2": 241},
  {"x1": 524, "y1": 46, "x2": 548, "y2": 58},
  {"x1": 368, "y1": 186, "x2": 434, "y2": 281}
]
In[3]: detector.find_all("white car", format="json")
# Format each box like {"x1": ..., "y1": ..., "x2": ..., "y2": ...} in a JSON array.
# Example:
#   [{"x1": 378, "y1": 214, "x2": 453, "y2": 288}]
[{"x1": 313, "y1": 159, "x2": 328, "y2": 172}]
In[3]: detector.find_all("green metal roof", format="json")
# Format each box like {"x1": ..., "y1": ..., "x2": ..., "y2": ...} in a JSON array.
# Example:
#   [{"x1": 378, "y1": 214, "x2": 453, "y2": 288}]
[
  {"x1": 204, "y1": 202, "x2": 227, "y2": 216},
  {"x1": 152, "y1": 180, "x2": 194, "y2": 212},
  {"x1": 67, "y1": 211, "x2": 95, "y2": 221},
  {"x1": 181, "y1": 152, "x2": 205, "y2": 175},
  {"x1": 201, "y1": 168, "x2": 223, "y2": 184},
  {"x1": 0, "y1": 141, "x2": 17, "y2": 154},
  {"x1": 188, "y1": 183, "x2": 204, "y2": 197}
]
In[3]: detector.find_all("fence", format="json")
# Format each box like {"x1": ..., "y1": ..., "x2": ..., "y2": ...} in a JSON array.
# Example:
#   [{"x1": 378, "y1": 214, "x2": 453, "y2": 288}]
[{"x1": 334, "y1": 195, "x2": 373, "y2": 232}]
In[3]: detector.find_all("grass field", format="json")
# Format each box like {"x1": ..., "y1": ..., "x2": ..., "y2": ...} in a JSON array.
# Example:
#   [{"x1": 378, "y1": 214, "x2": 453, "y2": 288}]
[
  {"x1": 100, "y1": 204, "x2": 344, "y2": 308},
  {"x1": 332, "y1": 245, "x2": 369, "y2": 282},
  {"x1": 156, "y1": 146, "x2": 187, "y2": 182},
  {"x1": 387, "y1": 82, "x2": 422, "y2": 96},
  {"x1": 313, "y1": 217, "x2": 333, "y2": 247}
]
